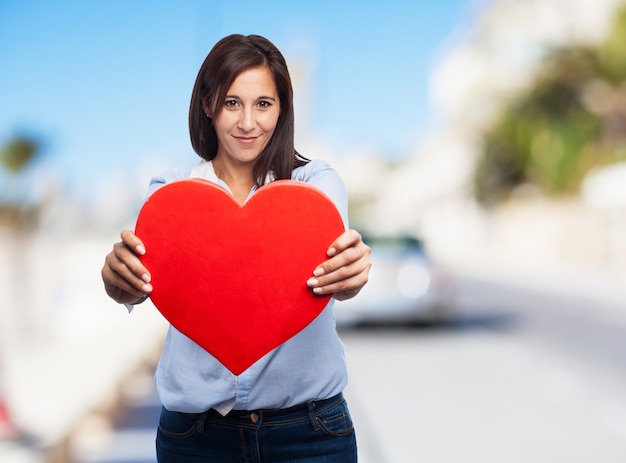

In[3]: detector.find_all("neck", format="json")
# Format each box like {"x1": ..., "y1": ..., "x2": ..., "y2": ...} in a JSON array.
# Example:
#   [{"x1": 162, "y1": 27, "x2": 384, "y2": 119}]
[{"x1": 212, "y1": 156, "x2": 255, "y2": 205}]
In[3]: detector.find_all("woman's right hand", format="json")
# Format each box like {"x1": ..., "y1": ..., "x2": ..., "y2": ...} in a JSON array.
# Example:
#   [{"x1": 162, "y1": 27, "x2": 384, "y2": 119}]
[{"x1": 101, "y1": 229, "x2": 153, "y2": 305}]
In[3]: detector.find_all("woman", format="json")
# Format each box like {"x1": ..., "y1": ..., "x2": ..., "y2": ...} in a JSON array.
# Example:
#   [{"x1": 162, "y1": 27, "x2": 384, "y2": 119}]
[{"x1": 101, "y1": 34, "x2": 371, "y2": 462}]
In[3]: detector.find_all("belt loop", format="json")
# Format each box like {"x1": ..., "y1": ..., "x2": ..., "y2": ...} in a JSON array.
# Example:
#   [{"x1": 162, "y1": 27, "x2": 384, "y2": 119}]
[
  {"x1": 196, "y1": 411, "x2": 208, "y2": 434},
  {"x1": 307, "y1": 401, "x2": 321, "y2": 431}
]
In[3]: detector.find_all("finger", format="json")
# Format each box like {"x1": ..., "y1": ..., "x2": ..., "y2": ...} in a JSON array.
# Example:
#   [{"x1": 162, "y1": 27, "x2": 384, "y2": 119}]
[
  {"x1": 104, "y1": 261, "x2": 151, "y2": 297},
  {"x1": 108, "y1": 247, "x2": 152, "y2": 294},
  {"x1": 101, "y1": 260, "x2": 149, "y2": 303},
  {"x1": 103, "y1": 268, "x2": 148, "y2": 300},
  {"x1": 113, "y1": 240, "x2": 152, "y2": 284},
  {"x1": 325, "y1": 229, "x2": 362, "y2": 257},
  {"x1": 314, "y1": 245, "x2": 364, "y2": 278},
  {"x1": 309, "y1": 272, "x2": 368, "y2": 297},
  {"x1": 121, "y1": 229, "x2": 147, "y2": 256},
  {"x1": 307, "y1": 257, "x2": 369, "y2": 292}
]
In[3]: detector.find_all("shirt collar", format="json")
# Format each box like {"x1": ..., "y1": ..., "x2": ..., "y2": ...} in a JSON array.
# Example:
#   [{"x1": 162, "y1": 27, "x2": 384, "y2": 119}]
[{"x1": 189, "y1": 159, "x2": 276, "y2": 203}]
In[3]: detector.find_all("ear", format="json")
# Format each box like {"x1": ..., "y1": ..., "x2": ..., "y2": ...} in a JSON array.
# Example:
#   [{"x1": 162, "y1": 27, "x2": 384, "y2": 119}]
[{"x1": 201, "y1": 100, "x2": 212, "y2": 118}]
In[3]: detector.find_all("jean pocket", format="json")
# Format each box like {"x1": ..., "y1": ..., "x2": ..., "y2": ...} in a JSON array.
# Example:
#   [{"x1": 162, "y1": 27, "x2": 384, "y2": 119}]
[
  {"x1": 157, "y1": 407, "x2": 204, "y2": 439},
  {"x1": 314, "y1": 399, "x2": 354, "y2": 436}
]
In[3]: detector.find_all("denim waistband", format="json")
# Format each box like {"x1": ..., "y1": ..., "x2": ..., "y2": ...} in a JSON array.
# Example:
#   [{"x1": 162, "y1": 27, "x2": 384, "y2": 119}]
[{"x1": 205, "y1": 393, "x2": 344, "y2": 425}]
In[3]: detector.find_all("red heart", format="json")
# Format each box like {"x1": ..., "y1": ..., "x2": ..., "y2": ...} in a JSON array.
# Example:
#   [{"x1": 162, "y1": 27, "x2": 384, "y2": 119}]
[{"x1": 134, "y1": 178, "x2": 344, "y2": 375}]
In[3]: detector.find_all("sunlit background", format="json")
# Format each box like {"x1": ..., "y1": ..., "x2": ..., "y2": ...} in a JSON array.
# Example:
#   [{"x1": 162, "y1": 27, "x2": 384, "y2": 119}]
[{"x1": 2, "y1": 0, "x2": 626, "y2": 461}]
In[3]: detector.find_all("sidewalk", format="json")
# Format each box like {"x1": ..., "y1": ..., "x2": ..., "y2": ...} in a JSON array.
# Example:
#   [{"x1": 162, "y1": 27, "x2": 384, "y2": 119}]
[{"x1": 0, "y1": 235, "x2": 168, "y2": 461}]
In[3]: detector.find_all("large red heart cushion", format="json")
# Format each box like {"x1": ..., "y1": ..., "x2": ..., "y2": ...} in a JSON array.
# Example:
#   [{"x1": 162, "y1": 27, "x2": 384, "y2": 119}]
[{"x1": 134, "y1": 178, "x2": 345, "y2": 375}]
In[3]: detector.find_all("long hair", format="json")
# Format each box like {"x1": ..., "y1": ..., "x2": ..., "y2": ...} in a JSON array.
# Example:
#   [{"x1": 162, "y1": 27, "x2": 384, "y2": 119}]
[{"x1": 189, "y1": 34, "x2": 308, "y2": 185}]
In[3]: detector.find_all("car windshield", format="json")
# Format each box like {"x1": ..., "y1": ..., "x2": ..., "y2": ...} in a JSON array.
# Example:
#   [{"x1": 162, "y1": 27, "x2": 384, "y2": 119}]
[{"x1": 363, "y1": 235, "x2": 425, "y2": 254}]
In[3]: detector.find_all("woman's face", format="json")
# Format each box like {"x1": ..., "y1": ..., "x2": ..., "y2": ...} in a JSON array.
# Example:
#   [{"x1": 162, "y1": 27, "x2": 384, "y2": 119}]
[{"x1": 212, "y1": 66, "x2": 280, "y2": 168}]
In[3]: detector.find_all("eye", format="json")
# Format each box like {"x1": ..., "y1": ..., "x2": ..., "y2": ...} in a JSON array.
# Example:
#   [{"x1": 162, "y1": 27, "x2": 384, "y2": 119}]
[
  {"x1": 257, "y1": 100, "x2": 273, "y2": 108},
  {"x1": 224, "y1": 99, "x2": 239, "y2": 108}
]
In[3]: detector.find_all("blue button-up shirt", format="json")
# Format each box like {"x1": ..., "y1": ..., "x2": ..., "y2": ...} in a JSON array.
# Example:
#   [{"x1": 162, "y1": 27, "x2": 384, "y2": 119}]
[{"x1": 143, "y1": 158, "x2": 349, "y2": 414}]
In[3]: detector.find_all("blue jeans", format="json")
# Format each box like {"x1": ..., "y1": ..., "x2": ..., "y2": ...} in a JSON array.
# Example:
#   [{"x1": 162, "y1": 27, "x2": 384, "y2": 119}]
[{"x1": 156, "y1": 393, "x2": 357, "y2": 462}]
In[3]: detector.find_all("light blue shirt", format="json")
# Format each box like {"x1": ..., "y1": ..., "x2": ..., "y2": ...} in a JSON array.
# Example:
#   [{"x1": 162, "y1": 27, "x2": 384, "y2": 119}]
[{"x1": 145, "y1": 158, "x2": 350, "y2": 414}]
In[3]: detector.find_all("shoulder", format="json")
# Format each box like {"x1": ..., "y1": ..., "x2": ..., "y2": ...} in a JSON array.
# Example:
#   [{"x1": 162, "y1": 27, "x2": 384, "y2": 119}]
[
  {"x1": 145, "y1": 167, "x2": 192, "y2": 198},
  {"x1": 292, "y1": 158, "x2": 348, "y2": 226},
  {"x1": 292, "y1": 158, "x2": 343, "y2": 185}
]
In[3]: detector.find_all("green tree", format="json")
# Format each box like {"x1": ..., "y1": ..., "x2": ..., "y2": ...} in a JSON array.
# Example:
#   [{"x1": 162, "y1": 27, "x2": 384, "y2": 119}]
[
  {"x1": 0, "y1": 135, "x2": 44, "y2": 348},
  {"x1": 474, "y1": 4, "x2": 626, "y2": 206},
  {"x1": 0, "y1": 135, "x2": 41, "y2": 229}
]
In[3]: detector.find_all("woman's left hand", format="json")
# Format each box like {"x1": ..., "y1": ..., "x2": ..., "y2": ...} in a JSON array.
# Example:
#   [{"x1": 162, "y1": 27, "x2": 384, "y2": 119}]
[{"x1": 307, "y1": 229, "x2": 371, "y2": 301}]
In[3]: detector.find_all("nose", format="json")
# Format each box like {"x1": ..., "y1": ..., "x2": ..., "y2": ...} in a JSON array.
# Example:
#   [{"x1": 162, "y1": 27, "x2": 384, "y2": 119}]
[{"x1": 237, "y1": 107, "x2": 255, "y2": 132}]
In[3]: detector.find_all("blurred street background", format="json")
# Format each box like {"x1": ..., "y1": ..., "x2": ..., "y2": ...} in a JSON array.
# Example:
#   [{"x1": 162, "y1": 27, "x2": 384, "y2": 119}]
[{"x1": 2, "y1": 0, "x2": 626, "y2": 461}]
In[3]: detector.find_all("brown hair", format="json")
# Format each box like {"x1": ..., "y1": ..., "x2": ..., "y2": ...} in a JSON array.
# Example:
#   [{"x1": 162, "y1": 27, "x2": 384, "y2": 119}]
[{"x1": 189, "y1": 34, "x2": 308, "y2": 185}]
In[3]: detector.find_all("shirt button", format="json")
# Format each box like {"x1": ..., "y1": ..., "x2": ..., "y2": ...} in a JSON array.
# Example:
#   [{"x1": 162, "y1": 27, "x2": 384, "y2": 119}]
[{"x1": 250, "y1": 413, "x2": 259, "y2": 423}]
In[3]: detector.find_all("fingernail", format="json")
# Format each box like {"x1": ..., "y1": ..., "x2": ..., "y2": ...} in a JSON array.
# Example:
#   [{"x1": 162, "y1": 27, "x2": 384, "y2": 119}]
[
  {"x1": 327, "y1": 247, "x2": 337, "y2": 257},
  {"x1": 142, "y1": 273, "x2": 151, "y2": 283},
  {"x1": 312, "y1": 287, "x2": 323, "y2": 294},
  {"x1": 313, "y1": 268, "x2": 325, "y2": 277},
  {"x1": 142, "y1": 283, "x2": 152, "y2": 293},
  {"x1": 136, "y1": 245, "x2": 146, "y2": 255},
  {"x1": 307, "y1": 278, "x2": 318, "y2": 287}
]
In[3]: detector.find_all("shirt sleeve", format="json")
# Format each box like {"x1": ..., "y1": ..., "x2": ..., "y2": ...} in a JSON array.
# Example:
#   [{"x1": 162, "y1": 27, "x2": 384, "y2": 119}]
[{"x1": 293, "y1": 159, "x2": 349, "y2": 229}]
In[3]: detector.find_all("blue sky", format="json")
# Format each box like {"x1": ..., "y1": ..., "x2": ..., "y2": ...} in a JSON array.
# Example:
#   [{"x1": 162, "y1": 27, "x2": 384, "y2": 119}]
[{"x1": 0, "y1": 0, "x2": 476, "y2": 200}]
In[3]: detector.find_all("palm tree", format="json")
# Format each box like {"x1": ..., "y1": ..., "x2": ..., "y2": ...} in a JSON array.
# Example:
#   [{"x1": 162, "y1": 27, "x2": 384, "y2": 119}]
[
  {"x1": 0, "y1": 136, "x2": 40, "y2": 229},
  {"x1": 0, "y1": 135, "x2": 42, "y2": 442},
  {"x1": 0, "y1": 135, "x2": 43, "y2": 358}
]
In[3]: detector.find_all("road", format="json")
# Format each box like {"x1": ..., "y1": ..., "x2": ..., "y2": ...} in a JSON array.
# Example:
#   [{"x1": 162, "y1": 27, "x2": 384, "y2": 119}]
[
  {"x1": 344, "y1": 277, "x2": 626, "y2": 463},
  {"x1": 68, "y1": 276, "x2": 626, "y2": 463}
]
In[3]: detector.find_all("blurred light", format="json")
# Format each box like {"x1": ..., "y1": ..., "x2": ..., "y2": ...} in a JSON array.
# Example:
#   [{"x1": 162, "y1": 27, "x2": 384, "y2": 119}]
[
  {"x1": 397, "y1": 263, "x2": 431, "y2": 299},
  {"x1": 582, "y1": 162, "x2": 626, "y2": 209}
]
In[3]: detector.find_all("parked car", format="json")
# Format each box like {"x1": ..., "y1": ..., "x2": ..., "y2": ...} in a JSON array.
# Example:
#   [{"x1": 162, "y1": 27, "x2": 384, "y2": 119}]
[{"x1": 333, "y1": 234, "x2": 456, "y2": 326}]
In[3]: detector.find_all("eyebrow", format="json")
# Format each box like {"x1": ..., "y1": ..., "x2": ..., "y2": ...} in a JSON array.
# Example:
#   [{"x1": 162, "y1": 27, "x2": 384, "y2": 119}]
[{"x1": 225, "y1": 94, "x2": 278, "y2": 101}]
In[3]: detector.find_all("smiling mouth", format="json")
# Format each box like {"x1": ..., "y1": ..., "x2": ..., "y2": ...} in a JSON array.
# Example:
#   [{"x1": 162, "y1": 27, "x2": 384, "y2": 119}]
[{"x1": 235, "y1": 136, "x2": 258, "y2": 144}]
